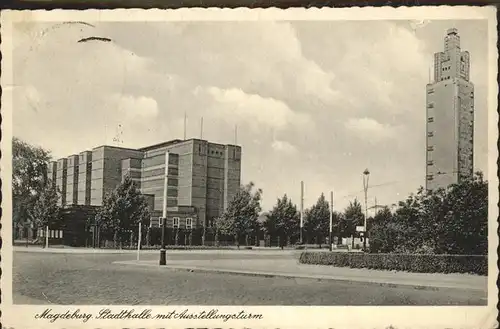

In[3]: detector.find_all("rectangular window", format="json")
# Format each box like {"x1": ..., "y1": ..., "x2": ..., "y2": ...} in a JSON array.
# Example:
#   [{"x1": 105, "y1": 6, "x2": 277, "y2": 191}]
[
  {"x1": 427, "y1": 89, "x2": 434, "y2": 94},
  {"x1": 173, "y1": 217, "x2": 179, "y2": 228},
  {"x1": 427, "y1": 103, "x2": 434, "y2": 109},
  {"x1": 426, "y1": 174, "x2": 434, "y2": 181},
  {"x1": 427, "y1": 146, "x2": 434, "y2": 151},
  {"x1": 427, "y1": 160, "x2": 434, "y2": 166},
  {"x1": 427, "y1": 131, "x2": 434, "y2": 137},
  {"x1": 186, "y1": 218, "x2": 193, "y2": 229},
  {"x1": 427, "y1": 117, "x2": 434, "y2": 123}
]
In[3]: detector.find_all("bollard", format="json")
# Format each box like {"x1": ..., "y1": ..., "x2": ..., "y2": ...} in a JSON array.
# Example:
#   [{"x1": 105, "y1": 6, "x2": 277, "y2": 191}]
[{"x1": 159, "y1": 249, "x2": 167, "y2": 265}]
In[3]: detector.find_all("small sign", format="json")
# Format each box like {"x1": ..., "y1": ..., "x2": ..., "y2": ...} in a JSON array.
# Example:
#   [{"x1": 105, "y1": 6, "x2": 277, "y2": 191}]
[{"x1": 356, "y1": 226, "x2": 365, "y2": 232}]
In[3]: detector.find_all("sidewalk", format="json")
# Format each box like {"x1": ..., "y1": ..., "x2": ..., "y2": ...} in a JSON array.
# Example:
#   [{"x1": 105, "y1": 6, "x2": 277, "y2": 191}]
[
  {"x1": 114, "y1": 258, "x2": 488, "y2": 292},
  {"x1": 13, "y1": 246, "x2": 300, "y2": 255}
]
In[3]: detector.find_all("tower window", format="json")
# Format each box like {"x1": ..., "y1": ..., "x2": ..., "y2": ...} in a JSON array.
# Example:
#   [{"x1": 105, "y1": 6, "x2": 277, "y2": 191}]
[
  {"x1": 427, "y1": 132, "x2": 434, "y2": 137},
  {"x1": 426, "y1": 174, "x2": 434, "y2": 181},
  {"x1": 427, "y1": 146, "x2": 434, "y2": 152},
  {"x1": 427, "y1": 160, "x2": 434, "y2": 166},
  {"x1": 427, "y1": 117, "x2": 434, "y2": 123},
  {"x1": 427, "y1": 103, "x2": 434, "y2": 108}
]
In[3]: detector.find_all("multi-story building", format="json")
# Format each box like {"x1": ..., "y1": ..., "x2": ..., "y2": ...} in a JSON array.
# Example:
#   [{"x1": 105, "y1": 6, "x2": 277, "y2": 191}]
[
  {"x1": 47, "y1": 138, "x2": 242, "y2": 236},
  {"x1": 425, "y1": 28, "x2": 474, "y2": 191}
]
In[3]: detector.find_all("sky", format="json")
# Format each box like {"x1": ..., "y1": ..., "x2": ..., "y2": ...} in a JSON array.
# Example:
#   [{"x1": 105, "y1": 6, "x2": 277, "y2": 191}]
[{"x1": 11, "y1": 19, "x2": 489, "y2": 212}]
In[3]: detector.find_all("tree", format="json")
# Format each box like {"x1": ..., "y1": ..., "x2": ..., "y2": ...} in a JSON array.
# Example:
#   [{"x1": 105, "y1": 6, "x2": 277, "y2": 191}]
[
  {"x1": 264, "y1": 194, "x2": 300, "y2": 248},
  {"x1": 342, "y1": 199, "x2": 364, "y2": 241},
  {"x1": 368, "y1": 172, "x2": 488, "y2": 255},
  {"x1": 97, "y1": 175, "x2": 151, "y2": 248},
  {"x1": 368, "y1": 206, "x2": 401, "y2": 253},
  {"x1": 12, "y1": 137, "x2": 52, "y2": 238},
  {"x1": 215, "y1": 182, "x2": 263, "y2": 248},
  {"x1": 434, "y1": 173, "x2": 488, "y2": 254},
  {"x1": 304, "y1": 194, "x2": 330, "y2": 247},
  {"x1": 30, "y1": 184, "x2": 61, "y2": 230}
]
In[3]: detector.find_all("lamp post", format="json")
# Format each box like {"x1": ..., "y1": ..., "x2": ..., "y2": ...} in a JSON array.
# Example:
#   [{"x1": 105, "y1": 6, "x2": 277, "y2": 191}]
[
  {"x1": 362, "y1": 168, "x2": 370, "y2": 251},
  {"x1": 159, "y1": 151, "x2": 169, "y2": 266},
  {"x1": 159, "y1": 217, "x2": 166, "y2": 265},
  {"x1": 329, "y1": 190, "x2": 334, "y2": 251},
  {"x1": 300, "y1": 181, "x2": 304, "y2": 244}
]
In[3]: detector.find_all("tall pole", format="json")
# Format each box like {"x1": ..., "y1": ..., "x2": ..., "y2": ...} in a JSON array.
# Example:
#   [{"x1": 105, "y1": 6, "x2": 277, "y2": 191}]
[
  {"x1": 45, "y1": 226, "x2": 49, "y2": 249},
  {"x1": 200, "y1": 117, "x2": 204, "y2": 140},
  {"x1": 363, "y1": 169, "x2": 370, "y2": 251},
  {"x1": 329, "y1": 190, "x2": 334, "y2": 251},
  {"x1": 183, "y1": 112, "x2": 187, "y2": 140},
  {"x1": 300, "y1": 181, "x2": 304, "y2": 244},
  {"x1": 137, "y1": 223, "x2": 142, "y2": 261},
  {"x1": 97, "y1": 223, "x2": 100, "y2": 248},
  {"x1": 160, "y1": 151, "x2": 169, "y2": 266}
]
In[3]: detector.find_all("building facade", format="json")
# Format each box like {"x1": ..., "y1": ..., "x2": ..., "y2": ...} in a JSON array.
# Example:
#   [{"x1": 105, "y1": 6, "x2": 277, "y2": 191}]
[
  {"x1": 47, "y1": 139, "x2": 242, "y2": 232},
  {"x1": 426, "y1": 28, "x2": 474, "y2": 191}
]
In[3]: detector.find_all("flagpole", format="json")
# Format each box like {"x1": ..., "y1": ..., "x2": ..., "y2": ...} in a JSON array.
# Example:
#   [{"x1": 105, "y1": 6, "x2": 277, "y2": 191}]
[{"x1": 183, "y1": 112, "x2": 187, "y2": 140}]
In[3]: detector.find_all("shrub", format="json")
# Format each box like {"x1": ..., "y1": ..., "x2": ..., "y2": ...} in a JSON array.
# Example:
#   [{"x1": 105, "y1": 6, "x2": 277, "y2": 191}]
[{"x1": 299, "y1": 252, "x2": 487, "y2": 275}]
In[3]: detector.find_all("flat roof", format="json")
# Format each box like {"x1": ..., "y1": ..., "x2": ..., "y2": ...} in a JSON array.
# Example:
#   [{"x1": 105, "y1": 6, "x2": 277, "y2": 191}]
[
  {"x1": 57, "y1": 138, "x2": 241, "y2": 161},
  {"x1": 138, "y1": 139, "x2": 184, "y2": 152},
  {"x1": 140, "y1": 138, "x2": 240, "y2": 151},
  {"x1": 92, "y1": 144, "x2": 140, "y2": 152}
]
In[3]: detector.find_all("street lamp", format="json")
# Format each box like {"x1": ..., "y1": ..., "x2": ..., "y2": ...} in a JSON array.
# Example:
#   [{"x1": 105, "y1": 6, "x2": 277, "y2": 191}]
[
  {"x1": 159, "y1": 217, "x2": 167, "y2": 265},
  {"x1": 159, "y1": 151, "x2": 169, "y2": 266},
  {"x1": 363, "y1": 169, "x2": 370, "y2": 251}
]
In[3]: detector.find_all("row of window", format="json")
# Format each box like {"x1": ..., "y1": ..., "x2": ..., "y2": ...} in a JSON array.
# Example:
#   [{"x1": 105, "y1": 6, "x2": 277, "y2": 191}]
[
  {"x1": 37, "y1": 229, "x2": 64, "y2": 238},
  {"x1": 157, "y1": 217, "x2": 193, "y2": 228}
]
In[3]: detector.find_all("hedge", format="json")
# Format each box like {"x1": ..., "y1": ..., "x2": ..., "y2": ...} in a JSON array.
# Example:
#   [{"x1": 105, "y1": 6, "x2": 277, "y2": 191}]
[{"x1": 299, "y1": 252, "x2": 487, "y2": 275}]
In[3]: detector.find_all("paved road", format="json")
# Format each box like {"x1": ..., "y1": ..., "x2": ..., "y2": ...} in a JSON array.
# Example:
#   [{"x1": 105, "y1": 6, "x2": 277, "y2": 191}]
[
  {"x1": 116, "y1": 258, "x2": 487, "y2": 291},
  {"x1": 13, "y1": 250, "x2": 487, "y2": 305}
]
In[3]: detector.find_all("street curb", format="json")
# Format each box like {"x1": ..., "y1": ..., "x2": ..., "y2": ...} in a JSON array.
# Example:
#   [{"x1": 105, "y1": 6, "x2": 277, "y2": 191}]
[
  {"x1": 112, "y1": 261, "x2": 485, "y2": 292},
  {"x1": 13, "y1": 248, "x2": 301, "y2": 256}
]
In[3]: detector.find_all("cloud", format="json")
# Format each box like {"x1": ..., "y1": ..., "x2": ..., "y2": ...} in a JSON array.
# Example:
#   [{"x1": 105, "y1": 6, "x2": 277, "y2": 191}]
[
  {"x1": 344, "y1": 117, "x2": 399, "y2": 141},
  {"x1": 201, "y1": 87, "x2": 312, "y2": 130},
  {"x1": 271, "y1": 140, "x2": 298, "y2": 154},
  {"x1": 108, "y1": 93, "x2": 159, "y2": 119}
]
